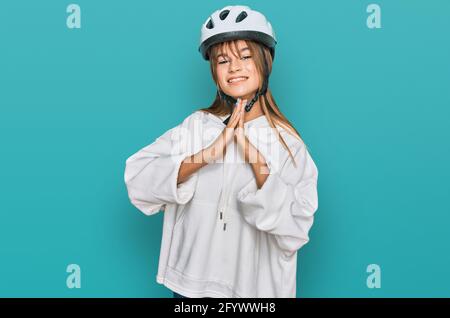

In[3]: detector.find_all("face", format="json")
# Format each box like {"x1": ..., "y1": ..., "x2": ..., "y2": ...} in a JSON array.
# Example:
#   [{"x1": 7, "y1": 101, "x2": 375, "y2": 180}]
[{"x1": 214, "y1": 40, "x2": 260, "y2": 101}]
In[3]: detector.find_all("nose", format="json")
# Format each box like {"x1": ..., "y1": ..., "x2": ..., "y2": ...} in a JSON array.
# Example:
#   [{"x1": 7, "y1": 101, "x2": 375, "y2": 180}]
[{"x1": 228, "y1": 58, "x2": 243, "y2": 73}]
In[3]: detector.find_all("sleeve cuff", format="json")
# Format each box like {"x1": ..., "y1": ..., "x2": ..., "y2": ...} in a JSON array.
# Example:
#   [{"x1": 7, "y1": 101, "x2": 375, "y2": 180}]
[
  {"x1": 237, "y1": 170, "x2": 283, "y2": 205},
  {"x1": 236, "y1": 171, "x2": 289, "y2": 230},
  {"x1": 170, "y1": 152, "x2": 199, "y2": 205}
]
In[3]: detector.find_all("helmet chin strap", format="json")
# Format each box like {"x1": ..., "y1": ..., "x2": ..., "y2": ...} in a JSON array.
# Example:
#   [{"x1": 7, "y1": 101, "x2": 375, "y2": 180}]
[{"x1": 221, "y1": 46, "x2": 270, "y2": 125}]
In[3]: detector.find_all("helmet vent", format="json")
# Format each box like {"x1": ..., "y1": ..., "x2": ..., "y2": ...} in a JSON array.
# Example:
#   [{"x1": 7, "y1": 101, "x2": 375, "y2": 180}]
[
  {"x1": 206, "y1": 18, "x2": 214, "y2": 29},
  {"x1": 235, "y1": 11, "x2": 248, "y2": 23},
  {"x1": 219, "y1": 10, "x2": 230, "y2": 20}
]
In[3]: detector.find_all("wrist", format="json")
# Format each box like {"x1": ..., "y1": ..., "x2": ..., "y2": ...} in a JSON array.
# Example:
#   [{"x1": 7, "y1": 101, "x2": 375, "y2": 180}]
[{"x1": 201, "y1": 147, "x2": 215, "y2": 165}]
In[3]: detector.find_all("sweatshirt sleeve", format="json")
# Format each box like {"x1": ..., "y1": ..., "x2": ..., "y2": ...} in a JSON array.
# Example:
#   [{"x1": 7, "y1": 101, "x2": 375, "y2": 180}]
[
  {"x1": 236, "y1": 141, "x2": 319, "y2": 257},
  {"x1": 124, "y1": 112, "x2": 201, "y2": 216}
]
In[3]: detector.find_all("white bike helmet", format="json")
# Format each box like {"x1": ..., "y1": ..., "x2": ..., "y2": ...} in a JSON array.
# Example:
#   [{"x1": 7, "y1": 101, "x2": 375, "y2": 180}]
[
  {"x1": 199, "y1": 5, "x2": 277, "y2": 61},
  {"x1": 199, "y1": 5, "x2": 277, "y2": 123}
]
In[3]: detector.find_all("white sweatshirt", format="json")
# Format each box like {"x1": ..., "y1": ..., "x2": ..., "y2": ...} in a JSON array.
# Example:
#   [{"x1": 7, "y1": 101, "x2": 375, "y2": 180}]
[{"x1": 124, "y1": 110, "x2": 319, "y2": 298}]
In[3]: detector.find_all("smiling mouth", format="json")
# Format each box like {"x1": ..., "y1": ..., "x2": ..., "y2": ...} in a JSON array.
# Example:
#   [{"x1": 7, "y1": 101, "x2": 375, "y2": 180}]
[{"x1": 228, "y1": 76, "x2": 248, "y2": 84}]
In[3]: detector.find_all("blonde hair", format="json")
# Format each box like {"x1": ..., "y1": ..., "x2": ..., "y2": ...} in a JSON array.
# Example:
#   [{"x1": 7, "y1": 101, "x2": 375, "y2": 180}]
[{"x1": 198, "y1": 39, "x2": 304, "y2": 168}]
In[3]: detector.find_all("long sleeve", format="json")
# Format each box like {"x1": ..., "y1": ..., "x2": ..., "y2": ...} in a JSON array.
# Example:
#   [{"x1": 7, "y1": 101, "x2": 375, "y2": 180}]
[
  {"x1": 236, "y1": 141, "x2": 319, "y2": 258},
  {"x1": 124, "y1": 112, "x2": 201, "y2": 216}
]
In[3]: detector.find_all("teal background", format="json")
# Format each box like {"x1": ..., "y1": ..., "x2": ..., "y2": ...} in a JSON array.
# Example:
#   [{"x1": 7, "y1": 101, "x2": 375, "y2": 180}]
[{"x1": 0, "y1": 0, "x2": 449, "y2": 297}]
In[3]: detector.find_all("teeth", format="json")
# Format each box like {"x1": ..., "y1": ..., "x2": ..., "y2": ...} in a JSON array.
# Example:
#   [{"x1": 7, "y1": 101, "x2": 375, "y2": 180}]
[{"x1": 228, "y1": 77, "x2": 247, "y2": 83}]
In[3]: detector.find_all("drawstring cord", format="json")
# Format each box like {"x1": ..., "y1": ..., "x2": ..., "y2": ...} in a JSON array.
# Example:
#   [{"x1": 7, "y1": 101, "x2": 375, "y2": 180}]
[
  {"x1": 217, "y1": 153, "x2": 227, "y2": 229},
  {"x1": 221, "y1": 162, "x2": 241, "y2": 231},
  {"x1": 217, "y1": 143, "x2": 242, "y2": 232}
]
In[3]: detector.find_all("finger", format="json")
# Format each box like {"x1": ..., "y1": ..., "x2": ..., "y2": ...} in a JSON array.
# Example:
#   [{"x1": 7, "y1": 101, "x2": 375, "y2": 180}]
[
  {"x1": 229, "y1": 97, "x2": 245, "y2": 128},
  {"x1": 231, "y1": 103, "x2": 241, "y2": 123},
  {"x1": 235, "y1": 100, "x2": 246, "y2": 143},
  {"x1": 236, "y1": 99, "x2": 244, "y2": 119},
  {"x1": 230, "y1": 100, "x2": 243, "y2": 127},
  {"x1": 233, "y1": 99, "x2": 241, "y2": 117},
  {"x1": 227, "y1": 98, "x2": 241, "y2": 127},
  {"x1": 236, "y1": 101, "x2": 242, "y2": 118},
  {"x1": 235, "y1": 98, "x2": 244, "y2": 115},
  {"x1": 230, "y1": 112, "x2": 240, "y2": 128},
  {"x1": 239, "y1": 106, "x2": 243, "y2": 128},
  {"x1": 240, "y1": 99, "x2": 247, "y2": 127},
  {"x1": 234, "y1": 98, "x2": 242, "y2": 113}
]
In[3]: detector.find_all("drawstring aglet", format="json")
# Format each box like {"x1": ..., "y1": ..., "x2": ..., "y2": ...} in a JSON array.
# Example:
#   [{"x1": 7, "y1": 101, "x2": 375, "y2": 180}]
[
  {"x1": 220, "y1": 212, "x2": 223, "y2": 220},
  {"x1": 223, "y1": 223, "x2": 227, "y2": 231}
]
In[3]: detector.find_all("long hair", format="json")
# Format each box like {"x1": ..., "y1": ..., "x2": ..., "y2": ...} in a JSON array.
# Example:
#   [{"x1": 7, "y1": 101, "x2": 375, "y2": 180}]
[{"x1": 198, "y1": 39, "x2": 304, "y2": 168}]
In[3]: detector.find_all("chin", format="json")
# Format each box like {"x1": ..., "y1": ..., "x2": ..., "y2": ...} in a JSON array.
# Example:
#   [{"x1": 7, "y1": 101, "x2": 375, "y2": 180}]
[{"x1": 223, "y1": 87, "x2": 257, "y2": 99}]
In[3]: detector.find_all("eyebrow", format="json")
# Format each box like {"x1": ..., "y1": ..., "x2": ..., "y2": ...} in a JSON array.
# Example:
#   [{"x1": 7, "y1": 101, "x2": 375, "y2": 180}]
[{"x1": 216, "y1": 47, "x2": 250, "y2": 59}]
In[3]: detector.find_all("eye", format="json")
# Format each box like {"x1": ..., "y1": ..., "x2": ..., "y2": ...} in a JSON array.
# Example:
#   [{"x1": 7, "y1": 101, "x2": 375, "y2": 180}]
[
  {"x1": 218, "y1": 59, "x2": 228, "y2": 64},
  {"x1": 241, "y1": 55, "x2": 252, "y2": 60}
]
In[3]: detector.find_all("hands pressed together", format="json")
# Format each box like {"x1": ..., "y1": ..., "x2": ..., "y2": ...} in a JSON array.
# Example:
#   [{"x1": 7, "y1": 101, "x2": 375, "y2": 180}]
[
  {"x1": 179, "y1": 99, "x2": 270, "y2": 188},
  {"x1": 204, "y1": 98, "x2": 270, "y2": 188}
]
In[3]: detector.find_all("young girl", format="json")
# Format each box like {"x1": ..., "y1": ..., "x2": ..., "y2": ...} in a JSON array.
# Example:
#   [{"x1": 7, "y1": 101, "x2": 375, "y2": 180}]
[{"x1": 124, "y1": 5, "x2": 319, "y2": 298}]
